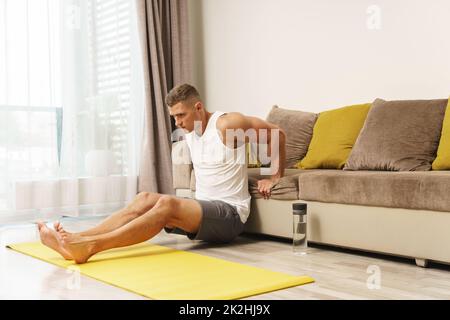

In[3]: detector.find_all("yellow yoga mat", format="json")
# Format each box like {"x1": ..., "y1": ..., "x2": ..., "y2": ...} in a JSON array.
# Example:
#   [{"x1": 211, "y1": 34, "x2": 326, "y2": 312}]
[{"x1": 7, "y1": 241, "x2": 314, "y2": 300}]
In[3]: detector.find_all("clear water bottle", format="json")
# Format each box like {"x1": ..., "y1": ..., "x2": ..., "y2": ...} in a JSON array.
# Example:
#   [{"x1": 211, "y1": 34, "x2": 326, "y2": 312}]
[{"x1": 293, "y1": 203, "x2": 307, "y2": 255}]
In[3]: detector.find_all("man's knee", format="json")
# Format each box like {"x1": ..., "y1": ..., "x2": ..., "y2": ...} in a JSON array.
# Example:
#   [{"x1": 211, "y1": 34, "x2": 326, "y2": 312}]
[
  {"x1": 155, "y1": 195, "x2": 178, "y2": 213},
  {"x1": 129, "y1": 192, "x2": 158, "y2": 216},
  {"x1": 136, "y1": 191, "x2": 153, "y2": 201},
  {"x1": 151, "y1": 196, "x2": 179, "y2": 226}
]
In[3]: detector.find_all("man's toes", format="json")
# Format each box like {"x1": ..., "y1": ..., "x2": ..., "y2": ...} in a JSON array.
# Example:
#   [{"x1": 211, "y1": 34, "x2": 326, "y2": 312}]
[
  {"x1": 58, "y1": 233, "x2": 67, "y2": 242},
  {"x1": 37, "y1": 221, "x2": 46, "y2": 231},
  {"x1": 56, "y1": 223, "x2": 65, "y2": 232}
]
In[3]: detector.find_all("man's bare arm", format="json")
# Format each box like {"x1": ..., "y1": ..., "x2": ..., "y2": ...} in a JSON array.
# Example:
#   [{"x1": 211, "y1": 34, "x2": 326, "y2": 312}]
[{"x1": 217, "y1": 112, "x2": 286, "y2": 199}]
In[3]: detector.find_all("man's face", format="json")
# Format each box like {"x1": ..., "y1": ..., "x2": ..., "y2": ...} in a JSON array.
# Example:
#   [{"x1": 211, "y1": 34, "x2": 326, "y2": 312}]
[{"x1": 169, "y1": 101, "x2": 200, "y2": 133}]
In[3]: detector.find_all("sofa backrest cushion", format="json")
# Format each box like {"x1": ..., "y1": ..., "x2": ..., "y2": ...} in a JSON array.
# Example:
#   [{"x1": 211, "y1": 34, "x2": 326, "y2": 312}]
[
  {"x1": 344, "y1": 98, "x2": 447, "y2": 171},
  {"x1": 298, "y1": 103, "x2": 371, "y2": 169},
  {"x1": 266, "y1": 105, "x2": 318, "y2": 168},
  {"x1": 432, "y1": 98, "x2": 450, "y2": 170}
]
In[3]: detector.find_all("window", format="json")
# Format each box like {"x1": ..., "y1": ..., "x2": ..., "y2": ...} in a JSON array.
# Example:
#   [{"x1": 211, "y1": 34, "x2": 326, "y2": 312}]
[
  {"x1": 0, "y1": 0, "x2": 143, "y2": 220},
  {"x1": 0, "y1": 0, "x2": 62, "y2": 210}
]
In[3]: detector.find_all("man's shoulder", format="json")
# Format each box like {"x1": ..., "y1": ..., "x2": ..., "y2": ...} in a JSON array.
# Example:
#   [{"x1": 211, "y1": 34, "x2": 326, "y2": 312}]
[{"x1": 216, "y1": 112, "x2": 248, "y2": 131}]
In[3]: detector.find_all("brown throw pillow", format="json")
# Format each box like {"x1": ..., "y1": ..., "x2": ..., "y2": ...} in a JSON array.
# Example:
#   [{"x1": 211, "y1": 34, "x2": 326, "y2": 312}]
[
  {"x1": 344, "y1": 98, "x2": 447, "y2": 171},
  {"x1": 266, "y1": 105, "x2": 318, "y2": 168}
]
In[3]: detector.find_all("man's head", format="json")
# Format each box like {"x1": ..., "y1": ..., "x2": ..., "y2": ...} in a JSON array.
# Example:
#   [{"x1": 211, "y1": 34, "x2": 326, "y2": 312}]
[{"x1": 166, "y1": 84, "x2": 205, "y2": 132}]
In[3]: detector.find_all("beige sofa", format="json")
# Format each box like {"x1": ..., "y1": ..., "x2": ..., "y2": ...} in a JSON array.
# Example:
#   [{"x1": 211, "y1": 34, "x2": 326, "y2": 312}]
[
  {"x1": 173, "y1": 153, "x2": 450, "y2": 268},
  {"x1": 171, "y1": 99, "x2": 450, "y2": 268}
]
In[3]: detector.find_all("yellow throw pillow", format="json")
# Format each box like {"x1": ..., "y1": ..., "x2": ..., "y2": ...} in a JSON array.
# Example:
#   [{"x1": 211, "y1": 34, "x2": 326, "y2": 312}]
[
  {"x1": 432, "y1": 98, "x2": 450, "y2": 170},
  {"x1": 246, "y1": 142, "x2": 261, "y2": 168},
  {"x1": 298, "y1": 103, "x2": 371, "y2": 169}
]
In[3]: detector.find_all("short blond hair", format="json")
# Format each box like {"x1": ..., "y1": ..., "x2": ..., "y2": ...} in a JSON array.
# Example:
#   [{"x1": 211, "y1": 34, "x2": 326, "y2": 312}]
[{"x1": 165, "y1": 84, "x2": 200, "y2": 107}]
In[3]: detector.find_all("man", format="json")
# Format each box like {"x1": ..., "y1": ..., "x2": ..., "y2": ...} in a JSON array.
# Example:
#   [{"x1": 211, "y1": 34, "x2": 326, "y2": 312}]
[{"x1": 38, "y1": 84, "x2": 286, "y2": 264}]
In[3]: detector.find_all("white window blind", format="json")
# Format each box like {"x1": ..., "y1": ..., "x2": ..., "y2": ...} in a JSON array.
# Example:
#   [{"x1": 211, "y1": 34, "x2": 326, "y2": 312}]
[{"x1": 86, "y1": 0, "x2": 133, "y2": 175}]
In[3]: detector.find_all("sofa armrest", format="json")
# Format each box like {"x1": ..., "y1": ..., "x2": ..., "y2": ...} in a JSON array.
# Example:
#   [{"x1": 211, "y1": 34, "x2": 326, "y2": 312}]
[
  {"x1": 172, "y1": 140, "x2": 193, "y2": 189},
  {"x1": 190, "y1": 169, "x2": 196, "y2": 191}
]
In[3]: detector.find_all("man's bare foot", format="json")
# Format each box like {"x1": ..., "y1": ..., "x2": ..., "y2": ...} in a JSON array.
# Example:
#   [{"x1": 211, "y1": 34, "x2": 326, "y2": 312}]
[
  {"x1": 54, "y1": 221, "x2": 85, "y2": 243},
  {"x1": 60, "y1": 235, "x2": 96, "y2": 264},
  {"x1": 37, "y1": 222, "x2": 72, "y2": 260},
  {"x1": 54, "y1": 221, "x2": 71, "y2": 238},
  {"x1": 53, "y1": 221, "x2": 64, "y2": 233}
]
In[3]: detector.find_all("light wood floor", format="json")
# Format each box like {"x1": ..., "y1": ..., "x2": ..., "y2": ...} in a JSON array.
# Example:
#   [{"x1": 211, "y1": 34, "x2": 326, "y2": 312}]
[{"x1": 1, "y1": 216, "x2": 450, "y2": 300}]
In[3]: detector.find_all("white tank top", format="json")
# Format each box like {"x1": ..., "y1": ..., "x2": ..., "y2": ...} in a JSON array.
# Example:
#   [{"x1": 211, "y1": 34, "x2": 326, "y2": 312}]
[{"x1": 185, "y1": 111, "x2": 251, "y2": 223}]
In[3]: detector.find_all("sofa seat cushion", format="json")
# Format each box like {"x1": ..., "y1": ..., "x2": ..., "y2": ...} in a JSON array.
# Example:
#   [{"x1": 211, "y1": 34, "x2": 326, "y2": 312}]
[
  {"x1": 189, "y1": 168, "x2": 307, "y2": 192},
  {"x1": 248, "y1": 175, "x2": 299, "y2": 200},
  {"x1": 247, "y1": 168, "x2": 307, "y2": 179},
  {"x1": 298, "y1": 170, "x2": 450, "y2": 212},
  {"x1": 248, "y1": 168, "x2": 320, "y2": 200}
]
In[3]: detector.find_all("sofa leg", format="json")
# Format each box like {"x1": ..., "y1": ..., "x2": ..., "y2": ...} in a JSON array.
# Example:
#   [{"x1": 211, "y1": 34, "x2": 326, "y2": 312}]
[{"x1": 415, "y1": 258, "x2": 429, "y2": 268}]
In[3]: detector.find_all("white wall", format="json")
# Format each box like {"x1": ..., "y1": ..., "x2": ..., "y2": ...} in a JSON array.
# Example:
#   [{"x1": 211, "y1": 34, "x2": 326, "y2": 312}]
[{"x1": 188, "y1": 0, "x2": 450, "y2": 118}]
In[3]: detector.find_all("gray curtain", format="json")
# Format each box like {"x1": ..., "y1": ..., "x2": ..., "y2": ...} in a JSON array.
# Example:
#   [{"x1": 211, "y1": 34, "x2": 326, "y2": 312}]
[{"x1": 136, "y1": 0, "x2": 191, "y2": 194}]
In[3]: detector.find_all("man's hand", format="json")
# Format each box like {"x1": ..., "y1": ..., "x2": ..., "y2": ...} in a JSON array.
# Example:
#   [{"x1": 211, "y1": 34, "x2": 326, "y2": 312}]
[{"x1": 257, "y1": 177, "x2": 280, "y2": 200}]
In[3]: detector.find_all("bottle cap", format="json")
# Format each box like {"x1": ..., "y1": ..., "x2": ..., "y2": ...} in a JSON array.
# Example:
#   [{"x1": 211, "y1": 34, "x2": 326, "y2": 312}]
[{"x1": 292, "y1": 203, "x2": 307, "y2": 214}]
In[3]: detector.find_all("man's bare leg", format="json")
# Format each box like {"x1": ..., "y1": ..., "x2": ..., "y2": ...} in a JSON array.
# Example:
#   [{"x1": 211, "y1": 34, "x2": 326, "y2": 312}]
[
  {"x1": 59, "y1": 196, "x2": 202, "y2": 264},
  {"x1": 55, "y1": 192, "x2": 164, "y2": 238},
  {"x1": 37, "y1": 222, "x2": 72, "y2": 260}
]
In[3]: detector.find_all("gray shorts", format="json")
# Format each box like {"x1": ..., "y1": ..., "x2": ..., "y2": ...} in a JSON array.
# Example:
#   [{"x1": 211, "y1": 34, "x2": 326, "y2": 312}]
[{"x1": 164, "y1": 199, "x2": 245, "y2": 243}]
